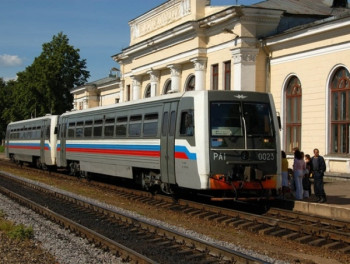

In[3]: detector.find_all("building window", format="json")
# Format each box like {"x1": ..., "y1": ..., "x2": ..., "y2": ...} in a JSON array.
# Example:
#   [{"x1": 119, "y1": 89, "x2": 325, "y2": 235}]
[
  {"x1": 224, "y1": 61, "x2": 231, "y2": 91},
  {"x1": 285, "y1": 76, "x2": 302, "y2": 153},
  {"x1": 212, "y1": 64, "x2": 218, "y2": 90},
  {"x1": 331, "y1": 67, "x2": 350, "y2": 154},
  {"x1": 163, "y1": 79, "x2": 172, "y2": 94},
  {"x1": 126, "y1": 85, "x2": 130, "y2": 101},
  {"x1": 185, "y1": 75, "x2": 195, "y2": 91},
  {"x1": 144, "y1": 84, "x2": 151, "y2": 98}
]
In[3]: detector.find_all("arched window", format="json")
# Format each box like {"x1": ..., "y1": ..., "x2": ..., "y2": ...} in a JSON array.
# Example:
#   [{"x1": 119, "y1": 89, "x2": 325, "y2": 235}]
[
  {"x1": 185, "y1": 75, "x2": 195, "y2": 91},
  {"x1": 144, "y1": 84, "x2": 151, "y2": 98},
  {"x1": 285, "y1": 76, "x2": 302, "y2": 153},
  {"x1": 331, "y1": 67, "x2": 350, "y2": 153},
  {"x1": 163, "y1": 79, "x2": 172, "y2": 94}
]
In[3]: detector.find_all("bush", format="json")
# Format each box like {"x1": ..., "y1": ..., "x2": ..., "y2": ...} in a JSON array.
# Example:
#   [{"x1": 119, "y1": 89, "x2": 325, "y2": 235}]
[
  {"x1": 0, "y1": 145, "x2": 4, "y2": 153},
  {"x1": 0, "y1": 213, "x2": 33, "y2": 240}
]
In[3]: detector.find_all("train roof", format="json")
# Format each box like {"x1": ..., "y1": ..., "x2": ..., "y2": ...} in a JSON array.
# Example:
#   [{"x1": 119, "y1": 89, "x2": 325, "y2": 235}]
[
  {"x1": 61, "y1": 91, "x2": 189, "y2": 118},
  {"x1": 7, "y1": 114, "x2": 59, "y2": 126}
]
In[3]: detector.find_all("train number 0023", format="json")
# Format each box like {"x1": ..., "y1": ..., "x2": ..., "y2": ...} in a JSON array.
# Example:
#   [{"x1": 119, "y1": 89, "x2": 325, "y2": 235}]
[{"x1": 257, "y1": 153, "x2": 274, "y2": 161}]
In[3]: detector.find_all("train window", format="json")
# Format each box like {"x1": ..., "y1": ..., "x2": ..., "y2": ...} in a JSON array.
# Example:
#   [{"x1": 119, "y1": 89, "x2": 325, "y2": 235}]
[
  {"x1": 169, "y1": 111, "x2": 176, "y2": 136},
  {"x1": 143, "y1": 113, "x2": 158, "y2": 137},
  {"x1": 210, "y1": 103, "x2": 242, "y2": 137},
  {"x1": 84, "y1": 120, "x2": 93, "y2": 138},
  {"x1": 93, "y1": 119, "x2": 103, "y2": 137},
  {"x1": 46, "y1": 126, "x2": 51, "y2": 140},
  {"x1": 104, "y1": 118, "x2": 115, "y2": 137},
  {"x1": 180, "y1": 110, "x2": 194, "y2": 136},
  {"x1": 129, "y1": 115, "x2": 142, "y2": 137},
  {"x1": 68, "y1": 122, "x2": 75, "y2": 138},
  {"x1": 116, "y1": 116, "x2": 127, "y2": 137},
  {"x1": 162, "y1": 112, "x2": 169, "y2": 136}
]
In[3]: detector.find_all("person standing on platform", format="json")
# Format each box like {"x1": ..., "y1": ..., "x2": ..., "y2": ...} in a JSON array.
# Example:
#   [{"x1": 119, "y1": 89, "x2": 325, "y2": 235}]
[
  {"x1": 293, "y1": 150, "x2": 306, "y2": 200},
  {"x1": 311, "y1": 148, "x2": 327, "y2": 203}
]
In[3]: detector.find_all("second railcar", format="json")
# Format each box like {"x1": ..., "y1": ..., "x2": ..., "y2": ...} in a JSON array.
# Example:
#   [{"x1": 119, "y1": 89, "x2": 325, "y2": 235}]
[
  {"x1": 56, "y1": 90, "x2": 281, "y2": 198},
  {"x1": 5, "y1": 115, "x2": 59, "y2": 168}
]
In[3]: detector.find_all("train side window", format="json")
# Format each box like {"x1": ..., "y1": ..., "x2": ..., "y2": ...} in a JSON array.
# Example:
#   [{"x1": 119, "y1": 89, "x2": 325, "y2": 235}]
[
  {"x1": 143, "y1": 113, "x2": 158, "y2": 137},
  {"x1": 84, "y1": 120, "x2": 93, "y2": 138},
  {"x1": 46, "y1": 125, "x2": 51, "y2": 140},
  {"x1": 129, "y1": 115, "x2": 142, "y2": 137},
  {"x1": 116, "y1": 116, "x2": 127, "y2": 137},
  {"x1": 169, "y1": 111, "x2": 176, "y2": 136},
  {"x1": 93, "y1": 119, "x2": 103, "y2": 137},
  {"x1": 76, "y1": 121, "x2": 84, "y2": 138},
  {"x1": 104, "y1": 118, "x2": 115, "y2": 137},
  {"x1": 180, "y1": 110, "x2": 194, "y2": 136},
  {"x1": 68, "y1": 122, "x2": 75, "y2": 138},
  {"x1": 162, "y1": 112, "x2": 169, "y2": 136}
]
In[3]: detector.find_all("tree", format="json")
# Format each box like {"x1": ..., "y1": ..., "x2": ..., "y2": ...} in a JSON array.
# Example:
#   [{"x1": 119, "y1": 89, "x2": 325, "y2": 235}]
[{"x1": 14, "y1": 32, "x2": 90, "y2": 117}]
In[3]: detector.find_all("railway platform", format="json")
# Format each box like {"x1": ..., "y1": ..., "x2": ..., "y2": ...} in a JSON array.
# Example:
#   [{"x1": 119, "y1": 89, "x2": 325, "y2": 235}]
[
  {"x1": 287, "y1": 178, "x2": 350, "y2": 221},
  {"x1": 0, "y1": 151, "x2": 349, "y2": 221}
]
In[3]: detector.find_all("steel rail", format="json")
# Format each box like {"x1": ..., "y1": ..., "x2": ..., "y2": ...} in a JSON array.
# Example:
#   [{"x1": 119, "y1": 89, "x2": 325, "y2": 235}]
[{"x1": 0, "y1": 171, "x2": 268, "y2": 264}]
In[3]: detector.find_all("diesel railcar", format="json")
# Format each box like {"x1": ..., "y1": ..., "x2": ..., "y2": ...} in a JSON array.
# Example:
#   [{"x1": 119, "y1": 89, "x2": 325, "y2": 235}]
[
  {"x1": 5, "y1": 115, "x2": 59, "y2": 169},
  {"x1": 5, "y1": 91, "x2": 281, "y2": 199},
  {"x1": 56, "y1": 90, "x2": 281, "y2": 198}
]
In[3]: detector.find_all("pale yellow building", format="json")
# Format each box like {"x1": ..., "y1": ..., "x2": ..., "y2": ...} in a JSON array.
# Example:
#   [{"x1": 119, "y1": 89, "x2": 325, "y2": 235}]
[
  {"x1": 72, "y1": 0, "x2": 350, "y2": 176},
  {"x1": 71, "y1": 69, "x2": 120, "y2": 110}
]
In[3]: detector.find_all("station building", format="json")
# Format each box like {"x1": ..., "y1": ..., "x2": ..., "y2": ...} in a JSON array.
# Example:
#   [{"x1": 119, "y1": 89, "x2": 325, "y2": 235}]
[{"x1": 71, "y1": 0, "x2": 350, "y2": 176}]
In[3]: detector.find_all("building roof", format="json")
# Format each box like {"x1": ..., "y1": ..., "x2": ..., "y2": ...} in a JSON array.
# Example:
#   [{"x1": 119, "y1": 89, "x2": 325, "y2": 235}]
[{"x1": 253, "y1": 0, "x2": 348, "y2": 16}]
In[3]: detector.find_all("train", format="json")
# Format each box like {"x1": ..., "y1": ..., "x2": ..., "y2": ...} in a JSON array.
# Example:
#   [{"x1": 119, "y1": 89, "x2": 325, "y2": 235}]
[{"x1": 5, "y1": 90, "x2": 281, "y2": 200}]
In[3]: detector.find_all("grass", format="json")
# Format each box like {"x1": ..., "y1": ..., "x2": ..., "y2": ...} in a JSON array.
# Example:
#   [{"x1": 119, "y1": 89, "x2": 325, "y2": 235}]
[{"x1": 0, "y1": 210, "x2": 33, "y2": 240}]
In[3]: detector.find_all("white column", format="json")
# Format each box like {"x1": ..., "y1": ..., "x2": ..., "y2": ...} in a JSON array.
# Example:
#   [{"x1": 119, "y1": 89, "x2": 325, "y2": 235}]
[
  {"x1": 167, "y1": 64, "x2": 182, "y2": 92},
  {"x1": 231, "y1": 47, "x2": 259, "y2": 91},
  {"x1": 147, "y1": 70, "x2": 160, "y2": 97},
  {"x1": 131, "y1": 75, "x2": 141, "y2": 100},
  {"x1": 190, "y1": 58, "x2": 207, "y2": 91}
]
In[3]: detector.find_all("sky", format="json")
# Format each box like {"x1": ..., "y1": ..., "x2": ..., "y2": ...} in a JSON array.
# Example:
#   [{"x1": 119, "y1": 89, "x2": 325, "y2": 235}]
[{"x1": 0, "y1": 0, "x2": 262, "y2": 82}]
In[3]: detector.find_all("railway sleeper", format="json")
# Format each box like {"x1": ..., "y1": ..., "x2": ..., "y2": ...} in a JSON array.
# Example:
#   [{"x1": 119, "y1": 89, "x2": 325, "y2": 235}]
[
  {"x1": 339, "y1": 245, "x2": 350, "y2": 253},
  {"x1": 323, "y1": 241, "x2": 345, "y2": 250},
  {"x1": 308, "y1": 238, "x2": 328, "y2": 247},
  {"x1": 294, "y1": 234, "x2": 314, "y2": 244}
]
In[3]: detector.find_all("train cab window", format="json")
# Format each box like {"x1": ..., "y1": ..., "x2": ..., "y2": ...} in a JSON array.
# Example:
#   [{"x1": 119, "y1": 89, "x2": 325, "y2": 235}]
[
  {"x1": 68, "y1": 122, "x2": 75, "y2": 138},
  {"x1": 116, "y1": 116, "x2": 127, "y2": 137},
  {"x1": 129, "y1": 115, "x2": 142, "y2": 137},
  {"x1": 180, "y1": 110, "x2": 194, "y2": 136},
  {"x1": 104, "y1": 118, "x2": 115, "y2": 137},
  {"x1": 84, "y1": 120, "x2": 93, "y2": 138},
  {"x1": 143, "y1": 113, "x2": 158, "y2": 137},
  {"x1": 210, "y1": 103, "x2": 242, "y2": 137},
  {"x1": 93, "y1": 119, "x2": 103, "y2": 137}
]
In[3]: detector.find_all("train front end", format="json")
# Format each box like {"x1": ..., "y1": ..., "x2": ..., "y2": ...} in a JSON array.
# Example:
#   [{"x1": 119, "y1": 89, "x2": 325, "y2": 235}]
[{"x1": 207, "y1": 91, "x2": 281, "y2": 199}]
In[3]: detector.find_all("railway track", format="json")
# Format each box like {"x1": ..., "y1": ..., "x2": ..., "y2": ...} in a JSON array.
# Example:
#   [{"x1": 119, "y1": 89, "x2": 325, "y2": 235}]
[
  {"x1": 0, "y1": 171, "x2": 267, "y2": 264},
  {"x1": 1, "y1": 159, "x2": 350, "y2": 255}
]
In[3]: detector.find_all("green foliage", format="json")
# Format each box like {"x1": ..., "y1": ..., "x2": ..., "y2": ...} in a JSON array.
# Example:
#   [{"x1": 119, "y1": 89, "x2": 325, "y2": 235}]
[
  {"x1": 0, "y1": 145, "x2": 4, "y2": 153},
  {"x1": 7, "y1": 224, "x2": 34, "y2": 240},
  {"x1": 0, "y1": 32, "x2": 90, "y2": 141},
  {"x1": 0, "y1": 214, "x2": 34, "y2": 240}
]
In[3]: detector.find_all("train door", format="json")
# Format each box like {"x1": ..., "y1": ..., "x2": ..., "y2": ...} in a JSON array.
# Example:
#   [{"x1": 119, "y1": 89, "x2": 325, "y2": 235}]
[
  {"x1": 160, "y1": 102, "x2": 178, "y2": 185},
  {"x1": 40, "y1": 120, "x2": 46, "y2": 164},
  {"x1": 60, "y1": 117, "x2": 68, "y2": 167}
]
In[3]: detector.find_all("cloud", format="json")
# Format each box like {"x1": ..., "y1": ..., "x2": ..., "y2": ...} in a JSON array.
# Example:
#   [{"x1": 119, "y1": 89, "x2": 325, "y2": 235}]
[{"x1": 0, "y1": 54, "x2": 23, "y2": 67}]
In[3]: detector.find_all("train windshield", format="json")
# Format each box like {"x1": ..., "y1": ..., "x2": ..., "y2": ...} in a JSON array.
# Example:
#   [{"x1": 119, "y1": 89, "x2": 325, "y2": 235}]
[{"x1": 210, "y1": 102, "x2": 275, "y2": 149}]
